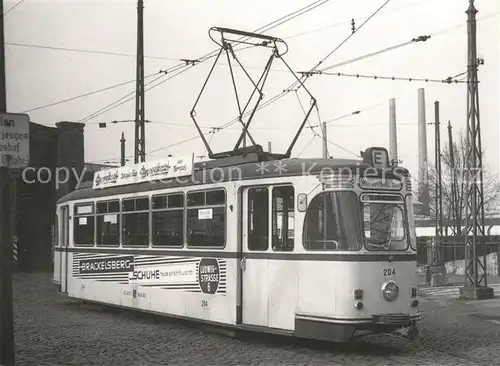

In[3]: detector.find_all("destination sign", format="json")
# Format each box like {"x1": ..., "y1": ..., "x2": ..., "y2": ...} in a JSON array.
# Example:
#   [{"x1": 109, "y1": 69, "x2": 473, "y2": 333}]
[{"x1": 359, "y1": 177, "x2": 402, "y2": 190}]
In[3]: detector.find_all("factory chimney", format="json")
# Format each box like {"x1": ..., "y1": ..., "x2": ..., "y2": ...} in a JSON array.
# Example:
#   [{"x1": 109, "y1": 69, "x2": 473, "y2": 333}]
[
  {"x1": 389, "y1": 98, "x2": 398, "y2": 165},
  {"x1": 417, "y1": 88, "x2": 430, "y2": 216}
]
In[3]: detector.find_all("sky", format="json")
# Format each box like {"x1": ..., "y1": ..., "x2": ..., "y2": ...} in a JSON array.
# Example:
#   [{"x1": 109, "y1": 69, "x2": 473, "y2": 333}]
[{"x1": 4, "y1": 0, "x2": 500, "y2": 181}]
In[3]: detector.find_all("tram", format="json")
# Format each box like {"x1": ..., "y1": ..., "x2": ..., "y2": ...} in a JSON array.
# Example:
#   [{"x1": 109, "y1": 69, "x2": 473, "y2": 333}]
[{"x1": 52, "y1": 145, "x2": 420, "y2": 342}]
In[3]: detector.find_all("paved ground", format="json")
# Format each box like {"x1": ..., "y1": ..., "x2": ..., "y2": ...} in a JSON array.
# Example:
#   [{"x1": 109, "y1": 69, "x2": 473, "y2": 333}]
[{"x1": 11, "y1": 272, "x2": 500, "y2": 365}]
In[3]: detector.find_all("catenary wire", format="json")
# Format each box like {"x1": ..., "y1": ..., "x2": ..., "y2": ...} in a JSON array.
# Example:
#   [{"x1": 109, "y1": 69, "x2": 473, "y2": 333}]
[
  {"x1": 3, "y1": 0, "x2": 24, "y2": 15},
  {"x1": 22, "y1": 72, "x2": 161, "y2": 114},
  {"x1": 77, "y1": 0, "x2": 333, "y2": 124}
]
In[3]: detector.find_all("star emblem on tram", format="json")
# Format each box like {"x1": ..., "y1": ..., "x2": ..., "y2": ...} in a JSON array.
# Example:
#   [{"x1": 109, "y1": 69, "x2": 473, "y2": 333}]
[
  {"x1": 256, "y1": 162, "x2": 270, "y2": 175},
  {"x1": 273, "y1": 161, "x2": 287, "y2": 174}
]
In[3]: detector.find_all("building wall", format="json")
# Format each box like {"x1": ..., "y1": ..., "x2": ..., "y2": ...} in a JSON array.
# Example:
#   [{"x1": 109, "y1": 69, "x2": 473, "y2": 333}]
[{"x1": 14, "y1": 121, "x2": 84, "y2": 271}]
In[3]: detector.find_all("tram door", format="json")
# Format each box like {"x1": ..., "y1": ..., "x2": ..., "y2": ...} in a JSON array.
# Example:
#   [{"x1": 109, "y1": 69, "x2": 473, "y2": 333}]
[
  {"x1": 241, "y1": 186, "x2": 270, "y2": 327},
  {"x1": 60, "y1": 206, "x2": 69, "y2": 293}
]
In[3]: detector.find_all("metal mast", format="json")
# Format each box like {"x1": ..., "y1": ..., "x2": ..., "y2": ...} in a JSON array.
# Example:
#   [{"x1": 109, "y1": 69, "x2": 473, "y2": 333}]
[
  {"x1": 447, "y1": 121, "x2": 460, "y2": 267},
  {"x1": 120, "y1": 132, "x2": 126, "y2": 166},
  {"x1": 134, "y1": 0, "x2": 146, "y2": 163},
  {"x1": 459, "y1": 0, "x2": 493, "y2": 299},
  {"x1": 432, "y1": 101, "x2": 444, "y2": 267}
]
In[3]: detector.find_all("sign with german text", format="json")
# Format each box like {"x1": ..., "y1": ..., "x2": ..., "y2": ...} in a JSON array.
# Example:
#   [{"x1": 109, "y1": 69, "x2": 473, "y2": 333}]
[
  {"x1": 93, "y1": 156, "x2": 193, "y2": 189},
  {"x1": 0, "y1": 113, "x2": 29, "y2": 168}
]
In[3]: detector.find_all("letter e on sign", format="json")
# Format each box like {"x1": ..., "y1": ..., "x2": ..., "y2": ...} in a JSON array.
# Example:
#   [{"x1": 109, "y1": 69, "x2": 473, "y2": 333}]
[
  {"x1": 371, "y1": 149, "x2": 388, "y2": 169},
  {"x1": 0, "y1": 113, "x2": 30, "y2": 169}
]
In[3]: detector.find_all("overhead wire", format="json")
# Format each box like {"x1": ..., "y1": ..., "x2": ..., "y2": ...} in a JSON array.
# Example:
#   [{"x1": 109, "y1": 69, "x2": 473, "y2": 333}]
[
  {"x1": 3, "y1": 0, "x2": 24, "y2": 16},
  {"x1": 84, "y1": 1, "x2": 495, "y2": 161},
  {"x1": 215, "y1": 9, "x2": 497, "y2": 131},
  {"x1": 78, "y1": 72, "x2": 168, "y2": 123},
  {"x1": 22, "y1": 72, "x2": 161, "y2": 114},
  {"x1": 18, "y1": 6, "x2": 496, "y2": 118},
  {"x1": 317, "y1": 36, "x2": 430, "y2": 73},
  {"x1": 318, "y1": 71, "x2": 473, "y2": 84},
  {"x1": 297, "y1": 135, "x2": 317, "y2": 157},
  {"x1": 79, "y1": 65, "x2": 198, "y2": 123},
  {"x1": 218, "y1": 0, "x2": 392, "y2": 132},
  {"x1": 309, "y1": 0, "x2": 392, "y2": 75},
  {"x1": 5, "y1": 42, "x2": 182, "y2": 61},
  {"x1": 77, "y1": 0, "x2": 333, "y2": 125},
  {"x1": 283, "y1": 0, "x2": 430, "y2": 40}
]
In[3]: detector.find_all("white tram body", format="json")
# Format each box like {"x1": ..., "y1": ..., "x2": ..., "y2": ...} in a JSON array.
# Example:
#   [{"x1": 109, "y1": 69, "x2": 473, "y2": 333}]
[{"x1": 53, "y1": 147, "x2": 420, "y2": 342}]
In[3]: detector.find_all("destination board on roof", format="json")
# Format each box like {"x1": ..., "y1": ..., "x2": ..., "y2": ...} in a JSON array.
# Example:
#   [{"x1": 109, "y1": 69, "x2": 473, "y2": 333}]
[
  {"x1": 361, "y1": 147, "x2": 390, "y2": 169},
  {"x1": 93, "y1": 156, "x2": 193, "y2": 189}
]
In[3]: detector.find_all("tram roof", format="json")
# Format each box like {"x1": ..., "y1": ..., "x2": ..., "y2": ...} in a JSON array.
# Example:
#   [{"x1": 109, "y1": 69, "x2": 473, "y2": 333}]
[{"x1": 58, "y1": 154, "x2": 409, "y2": 204}]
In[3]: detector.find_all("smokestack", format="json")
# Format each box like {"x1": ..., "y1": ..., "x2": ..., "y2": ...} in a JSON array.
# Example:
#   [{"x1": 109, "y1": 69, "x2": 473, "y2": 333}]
[
  {"x1": 418, "y1": 88, "x2": 430, "y2": 216},
  {"x1": 389, "y1": 98, "x2": 398, "y2": 165}
]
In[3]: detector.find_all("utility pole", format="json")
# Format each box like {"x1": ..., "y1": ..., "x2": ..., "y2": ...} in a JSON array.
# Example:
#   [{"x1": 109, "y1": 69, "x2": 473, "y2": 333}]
[
  {"x1": 432, "y1": 101, "x2": 444, "y2": 269},
  {"x1": 134, "y1": 0, "x2": 146, "y2": 163},
  {"x1": 459, "y1": 0, "x2": 493, "y2": 299},
  {"x1": 120, "y1": 132, "x2": 126, "y2": 166},
  {"x1": 447, "y1": 121, "x2": 460, "y2": 270},
  {"x1": 0, "y1": 0, "x2": 16, "y2": 363},
  {"x1": 322, "y1": 121, "x2": 328, "y2": 158}
]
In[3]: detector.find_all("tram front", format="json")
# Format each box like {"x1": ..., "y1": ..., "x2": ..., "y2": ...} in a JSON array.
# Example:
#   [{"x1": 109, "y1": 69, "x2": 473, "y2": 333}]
[{"x1": 298, "y1": 147, "x2": 420, "y2": 342}]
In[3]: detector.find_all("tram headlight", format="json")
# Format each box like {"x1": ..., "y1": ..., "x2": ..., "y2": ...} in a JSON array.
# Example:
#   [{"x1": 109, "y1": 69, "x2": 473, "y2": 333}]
[
  {"x1": 353, "y1": 289, "x2": 363, "y2": 300},
  {"x1": 381, "y1": 281, "x2": 399, "y2": 302}
]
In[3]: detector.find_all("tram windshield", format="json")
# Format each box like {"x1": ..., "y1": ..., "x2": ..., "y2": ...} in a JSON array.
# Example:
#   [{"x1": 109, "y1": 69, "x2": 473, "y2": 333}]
[
  {"x1": 303, "y1": 191, "x2": 363, "y2": 251},
  {"x1": 363, "y1": 202, "x2": 407, "y2": 251}
]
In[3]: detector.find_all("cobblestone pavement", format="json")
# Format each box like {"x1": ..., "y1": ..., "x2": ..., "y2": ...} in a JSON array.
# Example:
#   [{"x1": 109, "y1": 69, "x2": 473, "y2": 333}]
[{"x1": 12, "y1": 272, "x2": 500, "y2": 365}]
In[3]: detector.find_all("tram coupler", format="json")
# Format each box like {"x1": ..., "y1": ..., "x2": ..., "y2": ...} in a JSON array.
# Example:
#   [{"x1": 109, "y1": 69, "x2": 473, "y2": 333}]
[{"x1": 397, "y1": 322, "x2": 419, "y2": 341}]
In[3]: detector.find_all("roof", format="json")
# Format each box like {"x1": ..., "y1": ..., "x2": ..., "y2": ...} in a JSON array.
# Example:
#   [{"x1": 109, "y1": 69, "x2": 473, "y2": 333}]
[
  {"x1": 84, "y1": 162, "x2": 118, "y2": 172},
  {"x1": 57, "y1": 155, "x2": 410, "y2": 204}
]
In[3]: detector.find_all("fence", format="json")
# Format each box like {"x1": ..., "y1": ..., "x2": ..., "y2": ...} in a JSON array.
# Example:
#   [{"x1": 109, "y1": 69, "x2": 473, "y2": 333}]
[{"x1": 417, "y1": 235, "x2": 500, "y2": 276}]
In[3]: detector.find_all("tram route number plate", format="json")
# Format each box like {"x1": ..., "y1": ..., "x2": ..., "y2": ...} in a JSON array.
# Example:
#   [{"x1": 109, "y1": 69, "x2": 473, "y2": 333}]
[{"x1": 383, "y1": 268, "x2": 396, "y2": 276}]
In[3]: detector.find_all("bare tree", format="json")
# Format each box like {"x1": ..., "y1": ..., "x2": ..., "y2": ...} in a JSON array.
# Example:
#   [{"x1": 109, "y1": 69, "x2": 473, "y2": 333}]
[{"x1": 415, "y1": 131, "x2": 500, "y2": 224}]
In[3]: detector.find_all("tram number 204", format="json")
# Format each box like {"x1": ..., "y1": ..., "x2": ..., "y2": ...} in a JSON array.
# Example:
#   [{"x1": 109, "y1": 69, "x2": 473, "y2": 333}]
[
  {"x1": 201, "y1": 300, "x2": 208, "y2": 308},
  {"x1": 383, "y1": 268, "x2": 396, "y2": 276}
]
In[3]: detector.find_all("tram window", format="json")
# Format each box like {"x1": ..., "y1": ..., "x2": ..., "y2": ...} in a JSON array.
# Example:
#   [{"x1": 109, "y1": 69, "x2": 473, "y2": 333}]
[
  {"x1": 96, "y1": 200, "x2": 120, "y2": 247},
  {"x1": 186, "y1": 190, "x2": 225, "y2": 248},
  {"x1": 152, "y1": 193, "x2": 184, "y2": 247},
  {"x1": 73, "y1": 203, "x2": 95, "y2": 246},
  {"x1": 122, "y1": 199, "x2": 135, "y2": 212},
  {"x1": 364, "y1": 203, "x2": 407, "y2": 251},
  {"x1": 108, "y1": 200, "x2": 120, "y2": 213},
  {"x1": 187, "y1": 192, "x2": 205, "y2": 206},
  {"x1": 206, "y1": 190, "x2": 225, "y2": 205},
  {"x1": 122, "y1": 197, "x2": 149, "y2": 247},
  {"x1": 136, "y1": 198, "x2": 149, "y2": 211},
  {"x1": 247, "y1": 187, "x2": 269, "y2": 251},
  {"x1": 168, "y1": 194, "x2": 184, "y2": 208},
  {"x1": 303, "y1": 192, "x2": 362, "y2": 251},
  {"x1": 152, "y1": 196, "x2": 167, "y2": 210},
  {"x1": 96, "y1": 202, "x2": 107, "y2": 214},
  {"x1": 272, "y1": 186, "x2": 294, "y2": 251}
]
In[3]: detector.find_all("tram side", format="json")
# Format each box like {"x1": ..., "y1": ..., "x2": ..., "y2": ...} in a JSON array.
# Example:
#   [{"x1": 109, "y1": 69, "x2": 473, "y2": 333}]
[{"x1": 53, "y1": 181, "x2": 241, "y2": 327}]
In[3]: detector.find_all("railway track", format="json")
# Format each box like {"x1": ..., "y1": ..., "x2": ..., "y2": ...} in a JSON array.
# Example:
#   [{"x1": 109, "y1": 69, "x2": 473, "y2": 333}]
[{"x1": 383, "y1": 333, "x2": 492, "y2": 365}]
